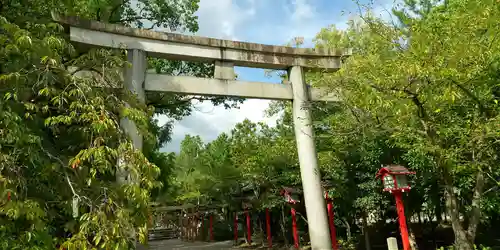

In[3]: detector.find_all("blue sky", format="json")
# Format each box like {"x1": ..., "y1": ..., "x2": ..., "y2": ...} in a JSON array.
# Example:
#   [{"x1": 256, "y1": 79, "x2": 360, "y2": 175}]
[{"x1": 159, "y1": 0, "x2": 396, "y2": 152}]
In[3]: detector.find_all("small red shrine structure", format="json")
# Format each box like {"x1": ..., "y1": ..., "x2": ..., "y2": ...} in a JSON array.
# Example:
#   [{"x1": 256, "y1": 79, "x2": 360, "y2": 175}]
[{"x1": 376, "y1": 164, "x2": 415, "y2": 193}]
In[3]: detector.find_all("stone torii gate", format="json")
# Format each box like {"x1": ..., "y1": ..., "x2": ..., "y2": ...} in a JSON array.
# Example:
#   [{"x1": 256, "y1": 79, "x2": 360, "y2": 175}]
[{"x1": 53, "y1": 14, "x2": 351, "y2": 250}]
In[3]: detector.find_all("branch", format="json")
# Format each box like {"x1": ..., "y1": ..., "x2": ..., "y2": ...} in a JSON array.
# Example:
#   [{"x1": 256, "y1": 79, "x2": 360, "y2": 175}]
[
  {"x1": 96, "y1": 8, "x2": 101, "y2": 21},
  {"x1": 39, "y1": 144, "x2": 95, "y2": 209},
  {"x1": 369, "y1": 84, "x2": 428, "y2": 119},
  {"x1": 40, "y1": 146, "x2": 79, "y2": 197},
  {"x1": 149, "y1": 95, "x2": 224, "y2": 108},
  {"x1": 119, "y1": 17, "x2": 148, "y2": 24},
  {"x1": 407, "y1": 90, "x2": 427, "y2": 119},
  {"x1": 66, "y1": 174, "x2": 78, "y2": 197},
  {"x1": 485, "y1": 171, "x2": 500, "y2": 186},
  {"x1": 108, "y1": 2, "x2": 125, "y2": 23},
  {"x1": 344, "y1": 101, "x2": 362, "y2": 124},
  {"x1": 450, "y1": 79, "x2": 488, "y2": 116},
  {"x1": 41, "y1": 145, "x2": 66, "y2": 167},
  {"x1": 483, "y1": 186, "x2": 498, "y2": 195},
  {"x1": 147, "y1": 21, "x2": 161, "y2": 30},
  {"x1": 370, "y1": 83, "x2": 436, "y2": 140},
  {"x1": 296, "y1": 211, "x2": 309, "y2": 224}
]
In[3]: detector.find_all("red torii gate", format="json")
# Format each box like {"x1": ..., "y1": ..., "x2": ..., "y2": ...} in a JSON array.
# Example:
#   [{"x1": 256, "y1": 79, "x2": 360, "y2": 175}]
[
  {"x1": 147, "y1": 185, "x2": 337, "y2": 248},
  {"x1": 281, "y1": 186, "x2": 302, "y2": 249},
  {"x1": 281, "y1": 185, "x2": 339, "y2": 250},
  {"x1": 149, "y1": 203, "x2": 226, "y2": 242},
  {"x1": 232, "y1": 193, "x2": 273, "y2": 248},
  {"x1": 322, "y1": 181, "x2": 338, "y2": 250}
]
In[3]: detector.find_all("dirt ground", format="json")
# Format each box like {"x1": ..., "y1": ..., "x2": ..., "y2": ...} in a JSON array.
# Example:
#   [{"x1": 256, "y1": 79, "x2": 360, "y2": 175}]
[
  {"x1": 137, "y1": 239, "x2": 237, "y2": 249},
  {"x1": 137, "y1": 239, "x2": 305, "y2": 249}
]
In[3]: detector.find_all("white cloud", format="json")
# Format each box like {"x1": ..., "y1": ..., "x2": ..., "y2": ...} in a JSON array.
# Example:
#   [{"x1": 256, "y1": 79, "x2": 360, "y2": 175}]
[
  {"x1": 194, "y1": 0, "x2": 257, "y2": 40},
  {"x1": 161, "y1": 99, "x2": 277, "y2": 152},
  {"x1": 280, "y1": 0, "x2": 330, "y2": 44},
  {"x1": 290, "y1": 0, "x2": 315, "y2": 22},
  {"x1": 371, "y1": 0, "x2": 403, "y2": 23}
]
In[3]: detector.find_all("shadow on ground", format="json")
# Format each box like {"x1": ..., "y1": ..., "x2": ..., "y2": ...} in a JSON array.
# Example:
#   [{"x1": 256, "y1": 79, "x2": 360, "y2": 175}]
[{"x1": 137, "y1": 239, "x2": 309, "y2": 249}]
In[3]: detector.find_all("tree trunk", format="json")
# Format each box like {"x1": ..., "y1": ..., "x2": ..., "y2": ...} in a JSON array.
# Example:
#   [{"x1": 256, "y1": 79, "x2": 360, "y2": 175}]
[
  {"x1": 409, "y1": 227, "x2": 419, "y2": 250},
  {"x1": 434, "y1": 196, "x2": 442, "y2": 224},
  {"x1": 362, "y1": 213, "x2": 371, "y2": 250},
  {"x1": 258, "y1": 214, "x2": 264, "y2": 245},
  {"x1": 431, "y1": 218, "x2": 437, "y2": 249},
  {"x1": 443, "y1": 169, "x2": 473, "y2": 250},
  {"x1": 281, "y1": 205, "x2": 289, "y2": 246},
  {"x1": 342, "y1": 218, "x2": 351, "y2": 240},
  {"x1": 467, "y1": 169, "x2": 485, "y2": 242},
  {"x1": 414, "y1": 98, "x2": 482, "y2": 250}
]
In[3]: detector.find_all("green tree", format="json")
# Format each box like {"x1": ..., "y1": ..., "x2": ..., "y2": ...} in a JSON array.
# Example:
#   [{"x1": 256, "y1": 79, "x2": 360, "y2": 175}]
[
  {"x1": 313, "y1": 0, "x2": 500, "y2": 248},
  {"x1": 0, "y1": 15, "x2": 161, "y2": 248},
  {"x1": 0, "y1": 0, "x2": 244, "y2": 248}
]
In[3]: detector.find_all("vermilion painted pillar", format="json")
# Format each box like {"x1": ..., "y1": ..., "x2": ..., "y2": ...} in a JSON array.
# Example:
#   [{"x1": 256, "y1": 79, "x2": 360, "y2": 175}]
[
  {"x1": 209, "y1": 214, "x2": 214, "y2": 241},
  {"x1": 246, "y1": 210, "x2": 252, "y2": 244},
  {"x1": 327, "y1": 202, "x2": 338, "y2": 249},
  {"x1": 325, "y1": 193, "x2": 338, "y2": 250},
  {"x1": 291, "y1": 208, "x2": 299, "y2": 249},
  {"x1": 266, "y1": 208, "x2": 272, "y2": 248},
  {"x1": 394, "y1": 191, "x2": 410, "y2": 250},
  {"x1": 234, "y1": 213, "x2": 238, "y2": 243}
]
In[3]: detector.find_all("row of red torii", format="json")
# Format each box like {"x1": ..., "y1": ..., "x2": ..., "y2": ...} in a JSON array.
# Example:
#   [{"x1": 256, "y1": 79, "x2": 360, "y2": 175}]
[{"x1": 153, "y1": 185, "x2": 338, "y2": 250}]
